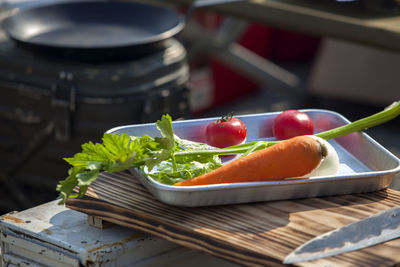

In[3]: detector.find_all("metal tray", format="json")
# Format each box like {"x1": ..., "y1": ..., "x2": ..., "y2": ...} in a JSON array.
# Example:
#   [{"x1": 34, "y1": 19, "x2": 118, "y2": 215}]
[{"x1": 106, "y1": 109, "x2": 400, "y2": 207}]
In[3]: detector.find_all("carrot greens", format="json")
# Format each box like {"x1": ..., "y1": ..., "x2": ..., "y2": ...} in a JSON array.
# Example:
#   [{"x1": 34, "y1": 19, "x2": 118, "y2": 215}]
[{"x1": 56, "y1": 115, "x2": 222, "y2": 204}]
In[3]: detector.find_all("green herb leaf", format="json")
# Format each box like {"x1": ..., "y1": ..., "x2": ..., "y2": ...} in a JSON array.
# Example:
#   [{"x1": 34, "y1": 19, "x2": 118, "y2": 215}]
[
  {"x1": 56, "y1": 114, "x2": 208, "y2": 204},
  {"x1": 76, "y1": 170, "x2": 100, "y2": 186},
  {"x1": 155, "y1": 114, "x2": 175, "y2": 150},
  {"x1": 143, "y1": 136, "x2": 223, "y2": 185},
  {"x1": 57, "y1": 133, "x2": 139, "y2": 204}
]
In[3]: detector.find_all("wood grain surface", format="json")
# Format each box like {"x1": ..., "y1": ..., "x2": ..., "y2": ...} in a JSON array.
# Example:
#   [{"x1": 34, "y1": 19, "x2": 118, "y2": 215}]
[{"x1": 66, "y1": 171, "x2": 400, "y2": 267}]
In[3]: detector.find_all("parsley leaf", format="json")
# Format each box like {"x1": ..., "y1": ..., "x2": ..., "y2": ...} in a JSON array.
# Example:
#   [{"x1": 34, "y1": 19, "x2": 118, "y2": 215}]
[{"x1": 56, "y1": 114, "x2": 206, "y2": 204}]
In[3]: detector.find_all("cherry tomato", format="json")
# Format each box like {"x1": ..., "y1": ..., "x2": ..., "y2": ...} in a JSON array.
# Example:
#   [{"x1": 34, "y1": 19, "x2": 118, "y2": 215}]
[
  {"x1": 273, "y1": 110, "x2": 314, "y2": 140},
  {"x1": 206, "y1": 116, "x2": 247, "y2": 148}
]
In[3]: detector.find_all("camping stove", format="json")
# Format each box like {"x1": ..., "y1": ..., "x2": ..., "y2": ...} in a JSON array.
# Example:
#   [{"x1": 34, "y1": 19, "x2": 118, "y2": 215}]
[{"x1": 0, "y1": 30, "x2": 190, "y2": 213}]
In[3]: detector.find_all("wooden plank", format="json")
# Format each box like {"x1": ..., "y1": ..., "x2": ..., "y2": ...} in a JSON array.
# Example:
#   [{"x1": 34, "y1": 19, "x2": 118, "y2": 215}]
[
  {"x1": 87, "y1": 215, "x2": 114, "y2": 229},
  {"x1": 66, "y1": 171, "x2": 400, "y2": 267}
]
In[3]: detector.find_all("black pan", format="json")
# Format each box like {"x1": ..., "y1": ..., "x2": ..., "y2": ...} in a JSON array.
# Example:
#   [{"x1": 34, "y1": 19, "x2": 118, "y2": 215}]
[
  {"x1": 2, "y1": 1, "x2": 185, "y2": 60},
  {"x1": 2, "y1": 0, "x2": 242, "y2": 61}
]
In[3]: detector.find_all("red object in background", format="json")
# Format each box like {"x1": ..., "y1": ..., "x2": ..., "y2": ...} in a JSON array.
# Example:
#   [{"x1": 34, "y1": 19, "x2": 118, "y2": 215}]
[
  {"x1": 269, "y1": 29, "x2": 321, "y2": 62},
  {"x1": 211, "y1": 23, "x2": 272, "y2": 107},
  {"x1": 190, "y1": 11, "x2": 321, "y2": 113}
]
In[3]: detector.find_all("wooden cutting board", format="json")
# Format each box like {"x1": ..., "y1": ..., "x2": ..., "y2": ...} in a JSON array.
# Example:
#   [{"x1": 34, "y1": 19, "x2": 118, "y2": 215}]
[{"x1": 66, "y1": 171, "x2": 400, "y2": 267}]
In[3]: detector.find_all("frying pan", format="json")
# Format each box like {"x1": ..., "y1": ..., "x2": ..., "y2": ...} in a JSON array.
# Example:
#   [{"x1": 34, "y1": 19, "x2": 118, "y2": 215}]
[{"x1": 1, "y1": 0, "x2": 243, "y2": 61}]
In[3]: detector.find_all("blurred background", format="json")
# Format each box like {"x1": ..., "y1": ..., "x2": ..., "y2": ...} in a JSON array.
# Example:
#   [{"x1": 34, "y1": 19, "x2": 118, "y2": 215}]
[{"x1": 0, "y1": 0, "x2": 399, "y2": 215}]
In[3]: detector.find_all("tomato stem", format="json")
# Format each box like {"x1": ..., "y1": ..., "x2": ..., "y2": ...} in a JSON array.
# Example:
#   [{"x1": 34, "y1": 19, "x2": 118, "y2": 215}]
[{"x1": 217, "y1": 112, "x2": 234, "y2": 123}]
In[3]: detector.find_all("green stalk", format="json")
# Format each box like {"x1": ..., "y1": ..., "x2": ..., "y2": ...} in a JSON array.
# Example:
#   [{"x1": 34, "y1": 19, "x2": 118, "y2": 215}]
[
  {"x1": 315, "y1": 101, "x2": 400, "y2": 140},
  {"x1": 171, "y1": 152, "x2": 177, "y2": 172},
  {"x1": 174, "y1": 145, "x2": 258, "y2": 157},
  {"x1": 175, "y1": 101, "x2": 400, "y2": 157}
]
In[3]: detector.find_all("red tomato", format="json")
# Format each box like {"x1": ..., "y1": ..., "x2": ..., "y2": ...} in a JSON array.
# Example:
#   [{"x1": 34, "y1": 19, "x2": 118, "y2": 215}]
[
  {"x1": 206, "y1": 116, "x2": 247, "y2": 148},
  {"x1": 273, "y1": 110, "x2": 314, "y2": 140}
]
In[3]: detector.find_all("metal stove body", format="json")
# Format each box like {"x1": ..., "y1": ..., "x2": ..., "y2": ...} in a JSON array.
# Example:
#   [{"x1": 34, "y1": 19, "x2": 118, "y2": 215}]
[{"x1": 0, "y1": 30, "x2": 190, "y2": 213}]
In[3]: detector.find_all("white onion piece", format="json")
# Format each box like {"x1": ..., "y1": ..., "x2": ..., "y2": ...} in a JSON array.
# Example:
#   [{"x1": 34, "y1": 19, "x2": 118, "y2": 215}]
[{"x1": 301, "y1": 135, "x2": 340, "y2": 178}]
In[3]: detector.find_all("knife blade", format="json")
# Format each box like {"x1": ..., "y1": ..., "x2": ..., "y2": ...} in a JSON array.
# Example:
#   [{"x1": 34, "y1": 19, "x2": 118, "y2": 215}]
[{"x1": 284, "y1": 206, "x2": 400, "y2": 264}]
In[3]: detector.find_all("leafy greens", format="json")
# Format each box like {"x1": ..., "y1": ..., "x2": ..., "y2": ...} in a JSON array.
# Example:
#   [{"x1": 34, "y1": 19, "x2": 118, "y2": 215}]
[{"x1": 56, "y1": 115, "x2": 222, "y2": 204}]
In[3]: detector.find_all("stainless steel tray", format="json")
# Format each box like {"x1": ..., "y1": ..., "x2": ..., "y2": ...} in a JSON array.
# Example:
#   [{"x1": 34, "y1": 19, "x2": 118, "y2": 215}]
[{"x1": 107, "y1": 109, "x2": 400, "y2": 207}]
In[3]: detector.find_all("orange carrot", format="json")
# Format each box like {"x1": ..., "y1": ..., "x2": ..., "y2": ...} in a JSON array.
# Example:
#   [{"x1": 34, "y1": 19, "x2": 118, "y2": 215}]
[{"x1": 173, "y1": 135, "x2": 327, "y2": 186}]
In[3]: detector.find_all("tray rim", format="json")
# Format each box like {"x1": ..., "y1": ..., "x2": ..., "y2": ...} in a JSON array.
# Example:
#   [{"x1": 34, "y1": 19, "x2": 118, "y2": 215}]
[
  {"x1": 106, "y1": 109, "x2": 400, "y2": 197},
  {"x1": 107, "y1": 108, "x2": 347, "y2": 133}
]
